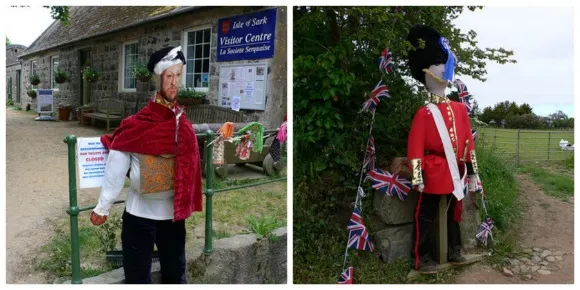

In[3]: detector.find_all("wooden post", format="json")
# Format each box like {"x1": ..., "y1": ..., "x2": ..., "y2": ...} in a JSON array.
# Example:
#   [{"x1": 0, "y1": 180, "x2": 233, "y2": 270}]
[
  {"x1": 434, "y1": 195, "x2": 448, "y2": 264},
  {"x1": 516, "y1": 129, "x2": 521, "y2": 166},
  {"x1": 547, "y1": 131, "x2": 551, "y2": 161},
  {"x1": 493, "y1": 130, "x2": 497, "y2": 149}
]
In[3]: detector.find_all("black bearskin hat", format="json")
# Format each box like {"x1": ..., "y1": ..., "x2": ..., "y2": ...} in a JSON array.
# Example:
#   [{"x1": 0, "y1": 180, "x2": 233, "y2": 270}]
[{"x1": 406, "y1": 25, "x2": 449, "y2": 85}]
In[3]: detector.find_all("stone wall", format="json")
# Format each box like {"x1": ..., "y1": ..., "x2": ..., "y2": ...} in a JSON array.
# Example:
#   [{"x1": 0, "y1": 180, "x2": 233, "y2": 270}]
[
  {"x1": 19, "y1": 6, "x2": 287, "y2": 129},
  {"x1": 5, "y1": 45, "x2": 26, "y2": 104},
  {"x1": 63, "y1": 227, "x2": 287, "y2": 284},
  {"x1": 372, "y1": 171, "x2": 480, "y2": 263}
]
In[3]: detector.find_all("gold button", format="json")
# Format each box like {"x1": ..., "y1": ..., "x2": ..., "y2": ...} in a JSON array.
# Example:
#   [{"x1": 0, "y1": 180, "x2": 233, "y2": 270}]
[{"x1": 450, "y1": 128, "x2": 454, "y2": 132}]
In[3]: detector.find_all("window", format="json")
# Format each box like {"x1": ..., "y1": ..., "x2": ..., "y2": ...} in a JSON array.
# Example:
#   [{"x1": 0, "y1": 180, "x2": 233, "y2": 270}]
[
  {"x1": 31, "y1": 61, "x2": 38, "y2": 89},
  {"x1": 122, "y1": 42, "x2": 139, "y2": 90},
  {"x1": 51, "y1": 56, "x2": 59, "y2": 90},
  {"x1": 184, "y1": 27, "x2": 211, "y2": 90}
]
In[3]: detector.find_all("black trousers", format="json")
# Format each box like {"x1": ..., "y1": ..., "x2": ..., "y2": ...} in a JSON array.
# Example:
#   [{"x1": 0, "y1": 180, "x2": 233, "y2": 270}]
[
  {"x1": 122, "y1": 210, "x2": 187, "y2": 284},
  {"x1": 412, "y1": 193, "x2": 461, "y2": 268}
]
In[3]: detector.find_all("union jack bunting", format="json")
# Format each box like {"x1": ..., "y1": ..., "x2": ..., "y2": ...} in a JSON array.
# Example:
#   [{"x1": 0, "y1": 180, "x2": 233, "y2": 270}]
[
  {"x1": 476, "y1": 216, "x2": 494, "y2": 246},
  {"x1": 347, "y1": 207, "x2": 374, "y2": 252},
  {"x1": 454, "y1": 78, "x2": 473, "y2": 113},
  {"x1": 365, "y1": 169, "x2": 412, "y2": 201},
  {"x1": 362, "y1": 136, "x2": 376, "y2": 171},
  {"x1": 361, "y1": 80, "x2": 391, "y2": 112},
  {"x1": 378, "y1": 48, "x2": 393, "y2": 74},
  {"x1": 472, "y1": 129, "x2": 477, "y2": 142},
  {"x1": 338, "y1": 267, "x2": 354, "y2": 284}
]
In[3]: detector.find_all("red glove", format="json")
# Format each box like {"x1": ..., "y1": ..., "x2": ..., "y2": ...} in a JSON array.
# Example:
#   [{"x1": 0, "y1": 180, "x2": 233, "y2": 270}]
[{"x1": 90, "y1": 211, "x2": 107, "y2": 226}]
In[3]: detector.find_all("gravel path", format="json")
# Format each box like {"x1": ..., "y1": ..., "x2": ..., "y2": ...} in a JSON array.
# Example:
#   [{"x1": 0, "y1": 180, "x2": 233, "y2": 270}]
[
  {"x1": 455, "y1": 173, "x2": 574, "y2": 284},
  {"x1": 6, "y1": 109, "x2": 106, "y2": 284}
]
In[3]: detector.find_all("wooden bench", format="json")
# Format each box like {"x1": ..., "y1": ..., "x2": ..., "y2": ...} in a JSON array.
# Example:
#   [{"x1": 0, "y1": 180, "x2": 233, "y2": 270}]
[
  {"x1": 184, "y1": 105, "x2": 244, "y2": 124},
  {"x1": 81, "y1": 98, "x2": 127, "y2": 131}
]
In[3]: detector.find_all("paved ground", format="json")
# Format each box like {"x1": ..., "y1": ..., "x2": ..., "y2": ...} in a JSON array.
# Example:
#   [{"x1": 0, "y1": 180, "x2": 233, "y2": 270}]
[{"x1": 5, "y1": 109, "x2": 270, "y2": 283}]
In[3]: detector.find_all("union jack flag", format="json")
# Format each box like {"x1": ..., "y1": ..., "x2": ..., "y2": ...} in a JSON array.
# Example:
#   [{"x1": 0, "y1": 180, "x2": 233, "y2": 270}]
[
  {"x1": 363, "y1": 136, "x2": 376, "y2": 171},
  {"x1": 337, "y1": 267, "x2": 354, "y2": 284},
  {"x1": 454, "y1": 79, "x2": 473, "y2": 113},
  {"x1": 347, "y1": 207, "x2": 374, "y2": 252},
  {"x1": 378, "y1": 48, "x2": 393, "y2": 74},
  {"x1": 361, "y1": 80, "x2": 391, "y2": 112},
  {"x1": 365, "y1": 169, "x2": 412, "y2": 201},
  {"x1": 476, "y1": 216, "x2": 494, "y2": 246},
  {"x1": 472, "y1": 129, "x2": 477, "y2": 142}
]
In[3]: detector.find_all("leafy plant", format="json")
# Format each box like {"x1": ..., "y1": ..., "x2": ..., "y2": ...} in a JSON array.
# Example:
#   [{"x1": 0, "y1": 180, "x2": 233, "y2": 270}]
[
  {"x1": 82, "y1": 66, "x2": 100, "y2": 83},
  {"x1": 96, "y1": 215, "x2": 122, "y2": 253},
  {"x1": 27, "y1": 88, "x2": 37, "y2": 98},
  {"x1": 246, "y1": 215, "x2": 283, "y2": 241},
  {"x1": 6, "y1": 98, "x2": 14, "y2": 106},
  {"x1": 54, "y1": 68, "x2": 68, "y2": 83},
  {"x1": 132, "y1": 61, "x2": 153, "y2": 82},
  {"x1": 178, "y1": 87, "x2": 206, "y2": 99},
  {"x1": 29, "y1": 73, "x2": 40, "y2": 85}
]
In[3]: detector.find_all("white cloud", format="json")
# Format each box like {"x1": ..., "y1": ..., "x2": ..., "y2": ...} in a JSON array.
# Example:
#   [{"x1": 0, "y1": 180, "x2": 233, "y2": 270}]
[
  {"x1": 452, "y1": 6, "x2": 574, "y2": 117},
  {"x1": 4, "y1": 6, "x2": 55, "y2": 47}
]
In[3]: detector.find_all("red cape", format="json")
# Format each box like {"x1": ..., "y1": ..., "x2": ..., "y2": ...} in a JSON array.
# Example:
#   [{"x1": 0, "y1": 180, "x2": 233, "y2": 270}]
[{"x1": 101, "y1": 99, "x2": 202, "y2": 220}]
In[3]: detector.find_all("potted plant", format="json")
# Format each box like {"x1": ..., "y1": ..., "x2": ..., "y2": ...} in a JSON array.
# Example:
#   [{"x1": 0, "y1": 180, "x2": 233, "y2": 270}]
[
  {"x1": 55, "y1": 68, "x2": 68, "y2": 84},
  {"x1": 27, "y1": 88, "x2": 37, "y2": 99},
  {"x1": 29, "y1": 73, "x2": 40, "y2": 86},
  {"x1": 82, "y1": 65, "x2": 100, "y2": 83},
  {"x1": 77, "y1": 102, "x2": 94, "y2": 123},
  {"x1": 177, "y1": 87, "x2": 206, "y2": 106},
  {"x1": 132, "y1": 61, "x2": 153, "y2": 82}
]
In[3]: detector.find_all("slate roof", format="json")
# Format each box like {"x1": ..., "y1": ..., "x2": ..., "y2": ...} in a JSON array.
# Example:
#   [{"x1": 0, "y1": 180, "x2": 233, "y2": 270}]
[{"x1": 22, "y1": 6, "x2": 205, "y2": 57}]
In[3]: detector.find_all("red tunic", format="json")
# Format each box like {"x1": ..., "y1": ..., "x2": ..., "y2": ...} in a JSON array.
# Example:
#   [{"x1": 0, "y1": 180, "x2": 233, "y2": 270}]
[{"x1": 407, "y1": 101, "x2": 475, "y2": 194}]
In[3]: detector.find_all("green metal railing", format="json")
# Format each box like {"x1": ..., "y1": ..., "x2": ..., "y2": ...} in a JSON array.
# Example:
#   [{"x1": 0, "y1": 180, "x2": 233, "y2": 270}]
[{"x1": 63, "y1": 129, "x2": 286, "y2": 284}]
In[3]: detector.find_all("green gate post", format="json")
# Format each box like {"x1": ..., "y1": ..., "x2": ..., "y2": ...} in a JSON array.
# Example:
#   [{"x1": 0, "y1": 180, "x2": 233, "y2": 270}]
[
  {"x1": 204, "y1": 130, "x2": 214, "y2": 255},
  {"x1": 64, "y1": 135, "x2": 82, "y2": 284}
]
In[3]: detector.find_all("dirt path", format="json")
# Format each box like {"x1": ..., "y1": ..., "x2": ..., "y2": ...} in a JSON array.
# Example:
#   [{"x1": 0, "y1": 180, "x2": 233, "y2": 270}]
[
  {"x1": 5, "y1": 109, "x2": 106, "y2": 284},
  {"x1": 455, "y1": 173, "x2": 574, "y2": 284}
]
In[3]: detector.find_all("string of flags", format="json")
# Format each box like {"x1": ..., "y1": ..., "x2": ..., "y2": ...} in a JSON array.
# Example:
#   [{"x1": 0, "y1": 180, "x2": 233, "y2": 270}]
[{"x1": 337, "y1": 14, "x2": 491, "y2": 283}]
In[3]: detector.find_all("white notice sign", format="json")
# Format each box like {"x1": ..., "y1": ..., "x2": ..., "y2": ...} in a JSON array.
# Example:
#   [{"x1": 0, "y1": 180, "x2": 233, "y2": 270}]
[{"x1": 77, "y1": 137, "x2": 109, "y2": 188}]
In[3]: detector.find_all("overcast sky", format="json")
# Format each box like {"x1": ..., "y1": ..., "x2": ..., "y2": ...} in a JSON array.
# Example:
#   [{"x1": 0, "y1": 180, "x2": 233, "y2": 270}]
[
  {"x1": 452, "y1": 6, "x2": 574, "y2": 117},
  {"x1": 4, "y1": 6, "x2": 575, "y2": 117}
]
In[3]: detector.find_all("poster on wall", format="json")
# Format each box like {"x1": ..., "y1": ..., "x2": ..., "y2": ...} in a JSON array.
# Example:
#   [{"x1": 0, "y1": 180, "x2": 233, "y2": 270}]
[
  {"x1": 218, "y1": 63, "x2": 267, "y2": 110},
  {"x1": 37, "y1": 89, "x2": 54, "y2": 113},
  {"x1": 77, "y1": 137, "x2": 110, "y2": 189},
  {"x1": 217, "y1": 8, "x2": 277, "y2": 62}
]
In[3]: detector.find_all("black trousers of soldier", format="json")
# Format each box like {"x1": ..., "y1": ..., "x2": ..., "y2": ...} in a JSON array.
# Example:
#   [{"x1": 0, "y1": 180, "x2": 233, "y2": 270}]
[
  {"x1": 412, "y1": 193, "x2": 462, "y2": 268},
  {"x1": 122, "y1": 210, "x2": 187, "y2": 284}
]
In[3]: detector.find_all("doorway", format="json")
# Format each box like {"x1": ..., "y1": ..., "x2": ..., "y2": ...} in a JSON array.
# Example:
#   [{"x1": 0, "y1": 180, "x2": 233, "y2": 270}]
[
  {"x1": 80, "y1": 49, "x2": 92, "y2": 105},
  {"x1": 16, "y1": 70, "x2": 21, "y2": 103}
]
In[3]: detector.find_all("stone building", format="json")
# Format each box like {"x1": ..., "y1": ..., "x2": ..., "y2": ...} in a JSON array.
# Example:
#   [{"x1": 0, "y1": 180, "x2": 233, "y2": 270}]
[
  {"x1": 16, "y1": 6, "x2": 287, "y2": 128},
  {"x1": 6, "y1": 44, "x2": 27, "y2": 104}
]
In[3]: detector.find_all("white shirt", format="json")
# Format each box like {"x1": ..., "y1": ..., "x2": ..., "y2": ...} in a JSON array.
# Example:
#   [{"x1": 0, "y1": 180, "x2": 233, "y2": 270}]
[{"x1": 93, "y1": 150, "x2": 174, "y2": 220}]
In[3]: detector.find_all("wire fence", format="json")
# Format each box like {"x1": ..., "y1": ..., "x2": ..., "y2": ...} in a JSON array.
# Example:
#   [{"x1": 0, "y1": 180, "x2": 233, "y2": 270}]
[{"x1": 476, "y1": 127, "x2": 574, "y2": 166}]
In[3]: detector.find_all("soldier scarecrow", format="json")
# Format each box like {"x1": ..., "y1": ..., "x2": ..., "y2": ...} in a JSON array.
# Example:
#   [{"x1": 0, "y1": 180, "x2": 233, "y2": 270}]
[
  {"x1": 406, "y1": 25, "x2": 482, "y2": 274},
  {"x1": 90, "y1": 46, "x2": 203, "y2": 283}
]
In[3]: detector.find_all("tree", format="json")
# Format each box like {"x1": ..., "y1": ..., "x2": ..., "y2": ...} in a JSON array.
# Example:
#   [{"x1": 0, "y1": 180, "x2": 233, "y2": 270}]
[
  {"x1": 44, "y1": 6, "x2": 71, "y2": 25},
  {"x1": 519, "y1": 103, "x2": 532, "y2": 115},
  {"x1": 6, "y1": 36, "x2": 10, "y2": 46}
]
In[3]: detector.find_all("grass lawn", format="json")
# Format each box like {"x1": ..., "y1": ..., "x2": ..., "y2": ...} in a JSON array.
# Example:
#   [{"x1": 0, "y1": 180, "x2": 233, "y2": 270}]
[
  {"x1": 518, "y1": 164, "x2": 574, "y2": 201},
  {"x1": 36, "y1": 176, "x2": 287, "y2": 282},
  {"x1": 477, "y1": 127, "x2": 574, "y2": 163}
]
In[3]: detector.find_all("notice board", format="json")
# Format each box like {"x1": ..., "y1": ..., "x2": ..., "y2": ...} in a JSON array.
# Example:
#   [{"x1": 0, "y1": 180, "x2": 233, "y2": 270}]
[
  {"x1": 218, "y1": 63, "x2": 268, "y2": 111},
  {"x1": 77, "y1": 137, "x2": 109, "y2": 189}
]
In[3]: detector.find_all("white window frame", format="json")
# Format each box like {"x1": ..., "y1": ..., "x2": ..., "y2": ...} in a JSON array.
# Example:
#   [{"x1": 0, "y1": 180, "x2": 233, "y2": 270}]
[
  {"x1": 182, "y1": 25, "x2": 212, "y2": 93},
  {"x1": 50, "y1": 55, "x2": 60, "y2": 91},
  {"x1": 30, "y1": 61, "x2": 38, "y2": 90},
  {"x1": 119, "y1": 40, "x2": 139, "y2": 92}
]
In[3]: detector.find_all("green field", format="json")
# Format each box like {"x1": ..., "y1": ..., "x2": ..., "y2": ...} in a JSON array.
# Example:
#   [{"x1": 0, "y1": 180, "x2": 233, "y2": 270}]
[{"x1": 476, "y1": 127, "x2": 574, "y2": 164}]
